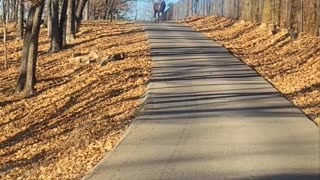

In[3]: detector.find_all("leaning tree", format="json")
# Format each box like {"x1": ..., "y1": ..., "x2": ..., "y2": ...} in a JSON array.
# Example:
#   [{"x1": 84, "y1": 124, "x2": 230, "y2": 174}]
[{"x1": 16, "y1": 0, "x2": 46, "y2": 97}]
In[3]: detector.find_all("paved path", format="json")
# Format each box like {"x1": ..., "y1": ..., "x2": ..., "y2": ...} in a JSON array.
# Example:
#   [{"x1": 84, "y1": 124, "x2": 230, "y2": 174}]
[{"x1": 85, "y1": 23, "x2": 319, "y2": 180}]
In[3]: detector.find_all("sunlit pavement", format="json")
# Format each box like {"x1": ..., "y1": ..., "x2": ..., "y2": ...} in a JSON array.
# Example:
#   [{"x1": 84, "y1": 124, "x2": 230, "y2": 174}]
[{"x1": 84, "y1": 22, "x2": 320, "y2": 180}]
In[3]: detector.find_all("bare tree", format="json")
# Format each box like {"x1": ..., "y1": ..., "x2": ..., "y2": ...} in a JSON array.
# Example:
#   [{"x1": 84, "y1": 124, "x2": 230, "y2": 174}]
[
  {"x1": 84, "y1": 0, "x2": 89, "y2": 20},
  {"x1": 17, "y1": 0, "x2": 24, "y2": 39},
  {"x1": 2, "y1": 0, "x2": 9, "y2": 70},
  {"x1": 48, "y1": 0, "x2": 59, "y2": 51},
  {"x1": 16, "y1": 0, "x2": 45, "y2": 97},
  {"x1": 44, "y1": 0, "x2": 52, "y2": 38},
  {"x1": 66, "y1": 0, "x2": 76, "y2": 43},
  {"x1": 47, "y1": 0, "x2": 68, "y2": 52},
  {"x1": 75, "y1": 0, "x2": 88, "y2": 32},
  {"x1": 60, "y1": 0, "x2": 68, "y2": 47}
]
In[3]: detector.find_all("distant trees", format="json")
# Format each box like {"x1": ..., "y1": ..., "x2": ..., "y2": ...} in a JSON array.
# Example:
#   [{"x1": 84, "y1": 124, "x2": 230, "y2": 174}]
[
  {"x1": 1, "y1": 0, "x2": 19, "y2": 21},
  {"x1": 1, "y1": 0, "x2": 24, "y2": 39},
  {"x1": 88, "y1": 0, "x2": 130, "y2": 21}
]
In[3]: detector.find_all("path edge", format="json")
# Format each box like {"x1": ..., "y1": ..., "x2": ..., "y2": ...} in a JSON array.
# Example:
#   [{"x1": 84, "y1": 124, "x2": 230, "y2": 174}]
[
  {"x1": 181, "y1": 21, "x2": 319, "y2": 126},
  {"x1": 81, "y1": 25, "x2": 153, "y2": 179},
  {"x1": 81, "y1": 81, "x2": 151, "y2": 180}
]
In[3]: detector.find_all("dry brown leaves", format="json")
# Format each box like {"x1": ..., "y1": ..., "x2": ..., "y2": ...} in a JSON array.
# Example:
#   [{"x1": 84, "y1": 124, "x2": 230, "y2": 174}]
[
  {"x1": 0, "y1": 21, "x2": 151, "y2": 179},
  {"x1": 184, "y1": 16, "x2": 320, "y2": 125}
]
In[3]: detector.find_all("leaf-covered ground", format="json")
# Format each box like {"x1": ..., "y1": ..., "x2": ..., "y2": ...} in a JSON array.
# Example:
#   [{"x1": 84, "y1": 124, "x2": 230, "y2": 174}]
[
  {"x1": 183, "y1": 16, "x2": 320, "y2": 125},
  {"x1": 0, "y1": 21, "x2": 151, "y2": 179}
]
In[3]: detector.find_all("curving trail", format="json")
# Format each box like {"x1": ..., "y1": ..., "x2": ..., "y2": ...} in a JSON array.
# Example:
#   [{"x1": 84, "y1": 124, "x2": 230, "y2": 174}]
[{"x1": 85, "y1": 23, "x2": 319, "y2": 180}]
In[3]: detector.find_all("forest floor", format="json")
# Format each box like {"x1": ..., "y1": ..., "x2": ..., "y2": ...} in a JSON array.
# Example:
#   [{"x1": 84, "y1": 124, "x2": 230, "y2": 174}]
[
  {"x1": 0, "y1": 22, "x2": 151, "y2": 179},
  {"x1": 0, "y1": 16, "x2": 319, "y2": 179},
  {"x1": 183, "y1": 16, "x2": 320, "y2": 125}
]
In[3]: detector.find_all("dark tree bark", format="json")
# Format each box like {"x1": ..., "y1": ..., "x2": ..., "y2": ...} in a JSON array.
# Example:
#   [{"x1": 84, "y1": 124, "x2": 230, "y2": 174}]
[
  {"x1": 17, "y1": 8, "x2": 34, "y2": 92},
  {"x1": 48, "y1": 0, "x2": 70, "y2": 51},
  {"x1": 16, "y1": 0, "x2": 45, "y2": 97},
  {"x1": 60, "y1": 0, "x2": 68, "y2": 47},
  {"x1": 75, "y1": 0, "x2": 88, "y2": 32},
  {"x1": 25, "y1": 1, "x2": 45, "y2": 96},
  {"x1": 50, "y1": 0, "x2": 61, "y2": 51},
  {"x1": 18, "y1": 0, "x2": 24, "y2": 39}
]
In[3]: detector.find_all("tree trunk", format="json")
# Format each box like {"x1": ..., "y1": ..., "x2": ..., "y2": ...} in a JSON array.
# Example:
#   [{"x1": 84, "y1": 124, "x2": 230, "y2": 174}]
[
  {"x1": 66, "y1": 0, "x2": 75, "y2": 44},
  {"x1": 50, "y1": 0, "x2": 61, "y2": 52},
  {"x1": 109, "y1": 12, "x2": 113, "y2": 22},
  {"x1": 60, "y1": 0, "x2": 68, "y2": 47},
  {"x1": 2, "y1": 0, "x2": 5, "y2": 21},
  {"x1": 85, "y1": 0, "x2": 89, "y2": 20},
  {"x1": 75, "y1": 0, "x2": 88, "y2": 32},
  {"x1": 46, "y1": 0, "x2": 52, "y2": 38},
  {"x1": 18, "y1": 0, "x2": 24, "y2": 39},
  {"x1": 72, "y1": 0, "x2": 76, "y2": 37},
  {"x1": 16, "y1": 0, "x2": 45, "y2": 97},
  {"x1": 24, "y1": 3, "x2": 44, "y2": 97},
  {"x1": 221, "y1": 0, "x2": 224, "y2": 16},
  {"x1": 14, "y1": 0, "x2": 19, "y2": 21},
  {"x1": 16, "y1": 6, "x2": 37, "y2": 92},
  {"x1": 3, "y1": 0, "x2": 8, "y2": 70}
]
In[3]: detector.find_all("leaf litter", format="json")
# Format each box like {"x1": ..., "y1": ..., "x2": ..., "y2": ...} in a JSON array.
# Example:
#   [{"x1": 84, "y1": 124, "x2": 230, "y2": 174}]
[
  {"x1": 183, "y1": 16, "x2": 320, "y2": 125},
  {"x1": 1, "y1": 15, "x2": 319, "y2": 179},
  {"x1": 0, "y1": 21, "x2": 151, "y2": 179}
]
